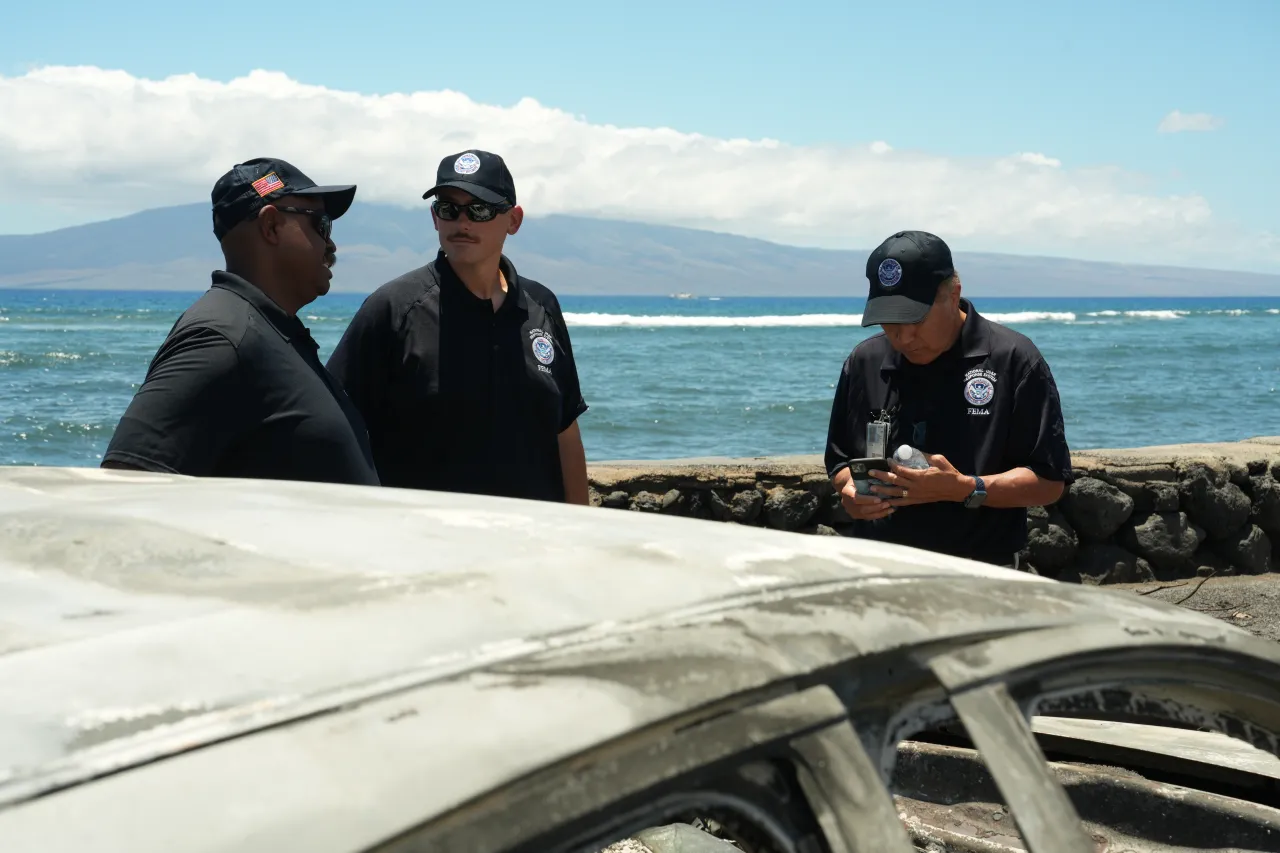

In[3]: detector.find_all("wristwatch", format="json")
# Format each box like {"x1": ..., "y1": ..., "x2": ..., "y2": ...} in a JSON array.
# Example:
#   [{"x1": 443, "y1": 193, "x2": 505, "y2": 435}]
[{"x1": 963, "y1": 476, "x2": 987, "y2": 509}]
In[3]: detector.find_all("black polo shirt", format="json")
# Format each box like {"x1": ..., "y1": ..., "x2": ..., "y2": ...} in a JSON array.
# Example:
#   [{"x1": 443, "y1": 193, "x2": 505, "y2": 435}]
[
  {"x1": 102, "y1": 272, "x2": 380, "y2": 486},
  {"x1": 325, "y1": 251, "x2": 588, "y2": 502},
  {"x1": 824, "y1": 298, "x2": 1071, "y2": 564}
]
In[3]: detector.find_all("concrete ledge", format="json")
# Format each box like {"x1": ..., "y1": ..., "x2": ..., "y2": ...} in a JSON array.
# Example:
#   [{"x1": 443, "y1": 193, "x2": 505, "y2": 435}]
[{"x1": 591, "y1": 437, "x2": 1280, "y2": 482}]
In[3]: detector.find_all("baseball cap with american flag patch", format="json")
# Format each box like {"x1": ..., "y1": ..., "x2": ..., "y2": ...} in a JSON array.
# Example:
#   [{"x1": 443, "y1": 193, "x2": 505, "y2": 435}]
[{"x1": 211, "y1": 157, "x2": 357, "y2": 241}]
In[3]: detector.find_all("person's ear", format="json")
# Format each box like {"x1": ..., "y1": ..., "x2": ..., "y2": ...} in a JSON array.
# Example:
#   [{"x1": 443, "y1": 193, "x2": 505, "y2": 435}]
[
  {"x1": 507, "y1": 205, "x2": 523, "y2": 236},
  {"x1": 256, "y1": 205, "x2": 284, "y2": 246}
]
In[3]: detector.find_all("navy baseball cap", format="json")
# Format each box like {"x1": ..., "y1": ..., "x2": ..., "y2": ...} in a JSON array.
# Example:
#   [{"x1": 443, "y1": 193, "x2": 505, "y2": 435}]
[
  {"x1": 211, "y1": 158, "x2": 357, "y2": 240},
  {"x1": 422, "y1": 150, "x2": 517, "y2": 206},
  {"x1": 861, "y1": 231, "x2": 956, "y2": 327}
]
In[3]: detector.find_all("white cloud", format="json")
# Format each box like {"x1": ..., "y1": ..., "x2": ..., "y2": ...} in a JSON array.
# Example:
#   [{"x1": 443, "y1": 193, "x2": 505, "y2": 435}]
[
  {"x1": 0, "y1": 66, "x2": 1270, "y2": 268},
  {"x1": 1016, "y1": 152, "x2": 1062, "y2": 168},
  {"x1": 1158, "y1": 110, "x2": 1225, "y2": 133}
]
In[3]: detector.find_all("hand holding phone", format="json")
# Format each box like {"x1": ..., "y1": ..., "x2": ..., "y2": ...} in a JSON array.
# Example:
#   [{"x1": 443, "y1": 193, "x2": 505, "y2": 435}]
[
  {"x1": 839, "y1": 457, "x2": 896, "y2": 521},
  {"x1": 847, "y1": 457, "x2": 891, "y2": 495}
]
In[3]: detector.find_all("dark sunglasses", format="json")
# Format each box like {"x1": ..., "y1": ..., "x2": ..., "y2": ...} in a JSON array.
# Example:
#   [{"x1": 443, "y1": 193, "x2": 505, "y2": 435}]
[
  {"x1": 275, "y1": 206, "x2": 333, "y2": 241},
  {"x1": 431, "y1": 199, "x2": 512, "y2": 223}
]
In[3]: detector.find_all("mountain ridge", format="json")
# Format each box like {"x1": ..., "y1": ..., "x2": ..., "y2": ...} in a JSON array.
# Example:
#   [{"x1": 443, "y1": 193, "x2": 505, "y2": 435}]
[{"x1": 1, "y1": 202, "x2": 1278, "y2": 296}]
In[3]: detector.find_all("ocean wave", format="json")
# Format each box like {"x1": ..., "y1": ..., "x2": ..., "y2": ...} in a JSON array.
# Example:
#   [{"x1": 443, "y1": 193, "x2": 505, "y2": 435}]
[
  {"x1": 985, "y1": 312, "x2": 1077, "y2": 323},
  {"x1": 1085, "y1": 310, "x2": 1190, "y2": 319},
  {"x1": 564, "y1": 312, "x2": 867, "y2": 327},
  {"x1": 563, "y1": 310, "x2": 1082, "y2": 328}
]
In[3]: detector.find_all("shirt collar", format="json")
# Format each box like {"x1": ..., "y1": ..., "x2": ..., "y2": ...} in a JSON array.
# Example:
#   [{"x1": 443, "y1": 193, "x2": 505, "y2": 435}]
[
  {"x1": 209, "y1": 271, "x2": 314, "y2": 348},
  {"x1": 958, "y1": 298, "x2": 992, "y2": 358},
  {"x1": 879, "y1": 297, "x2": 990, "y2": 372},
  {"x1": 435, "y1": 250, "x2": 528, "y2": 314}
]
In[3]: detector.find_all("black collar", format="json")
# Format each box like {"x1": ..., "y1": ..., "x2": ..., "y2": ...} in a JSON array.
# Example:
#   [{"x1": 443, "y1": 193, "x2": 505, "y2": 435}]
[
  {"x1": 880, "y1": 297, "x2": 990, "y2": 372},
  {"x1": 957, "y1": 298, "x2": 992, "y2": 359},
  {"x1": 210, "y1": 271, "x2": 313, "y2": 347},
  {"x1": 435, "y1": 250, "x2": 529, "y2": 315}
]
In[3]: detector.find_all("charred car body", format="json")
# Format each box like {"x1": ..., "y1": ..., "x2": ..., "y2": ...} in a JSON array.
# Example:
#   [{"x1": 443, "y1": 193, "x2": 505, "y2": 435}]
[{"x1": 2, "y1": 467, "x2": 1280, "y2": 852}]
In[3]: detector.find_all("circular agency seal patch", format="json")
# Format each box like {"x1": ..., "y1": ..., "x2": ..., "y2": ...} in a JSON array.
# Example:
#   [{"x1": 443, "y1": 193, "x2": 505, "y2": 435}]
[
  {"x1": 531, "y1": 335, "x2": 555, "y2": 365},
  {"x1": 964, "y1": 376, "x2": 995, "y2": 406},
  {"x1": 453, "y1": 152, "x2": 481, "y2": 175},
  {"x1": 877, "y1": 258, "x2": 903, "y2": 288}
]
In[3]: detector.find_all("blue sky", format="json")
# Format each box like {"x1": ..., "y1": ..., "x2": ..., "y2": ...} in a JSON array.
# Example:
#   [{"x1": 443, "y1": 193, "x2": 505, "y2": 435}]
[{"x1": 1, "y1": 0, "x2": 1277, "y2": 270}]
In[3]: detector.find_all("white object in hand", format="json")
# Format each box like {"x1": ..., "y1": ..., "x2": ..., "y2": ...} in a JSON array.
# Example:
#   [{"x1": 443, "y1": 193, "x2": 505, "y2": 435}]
[{"x1": 895, "y1": 444, "x2": 930, "y2": 469}]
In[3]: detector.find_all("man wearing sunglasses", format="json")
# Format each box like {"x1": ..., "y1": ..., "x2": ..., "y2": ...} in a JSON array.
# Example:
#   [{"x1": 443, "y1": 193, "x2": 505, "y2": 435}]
[
  {"x1": 327, "y1": 150, "x2": 590, "y2": 505},
  {"x1": 101, "y1": 157, "x2": 380, "y2": 487}
]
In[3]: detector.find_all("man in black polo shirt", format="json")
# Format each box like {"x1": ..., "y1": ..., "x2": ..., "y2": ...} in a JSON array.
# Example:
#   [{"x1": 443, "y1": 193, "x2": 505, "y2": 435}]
[
  {"x1": 101, "y1": 158, "x2": 380, "y2": 487},
  {"x1": 326, "y1": 150, "x2": 589, "y2": 504},
  {"x1": 824, "y1": 230, "x2": 1071, "y2": 566}
]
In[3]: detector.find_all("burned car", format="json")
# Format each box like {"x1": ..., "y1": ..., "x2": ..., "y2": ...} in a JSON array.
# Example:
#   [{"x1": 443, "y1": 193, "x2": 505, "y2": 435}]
[{"x1": 2, "y1": 466, "x2": 1280, "y2": 852}]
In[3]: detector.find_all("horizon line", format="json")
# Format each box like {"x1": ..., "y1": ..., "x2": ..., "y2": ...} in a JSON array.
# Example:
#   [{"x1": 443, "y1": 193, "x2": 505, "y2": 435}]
[
  {"x1": 3, "y1": 200, "x2": 1279, "y2": 280},
  {"x1": 2, "y1": 287, "x2": 1278, "y2": 299}
]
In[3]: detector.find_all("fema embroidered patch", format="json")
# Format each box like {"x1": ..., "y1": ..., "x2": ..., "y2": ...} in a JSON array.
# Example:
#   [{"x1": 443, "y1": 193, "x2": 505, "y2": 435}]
[
  {"x1": 964, "y1": 377, "x2": 993, "y2": 406},
  {"x1": 454, "y1": 153, "x2": 481, "y2": 175},
  {"x1": 531, "y1": 335, "x2": 555, "y2": 365},
  {"x1": 877, "y1": 258, "x2": 903, "y2": 288},
  {"x1": 963, "y1": 368, "x2": 997, "y2": 406}
]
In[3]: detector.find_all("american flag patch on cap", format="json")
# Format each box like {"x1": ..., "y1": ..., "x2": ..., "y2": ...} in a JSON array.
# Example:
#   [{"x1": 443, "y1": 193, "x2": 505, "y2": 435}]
[{"x1": 252, "y1": 172, "x2": 285, "y2": 197}]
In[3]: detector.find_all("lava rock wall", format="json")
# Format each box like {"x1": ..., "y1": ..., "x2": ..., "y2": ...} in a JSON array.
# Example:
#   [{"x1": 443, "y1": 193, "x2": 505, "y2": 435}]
[{"x1": 587, "y1": 439, "x2": 1280, "y2": 585}]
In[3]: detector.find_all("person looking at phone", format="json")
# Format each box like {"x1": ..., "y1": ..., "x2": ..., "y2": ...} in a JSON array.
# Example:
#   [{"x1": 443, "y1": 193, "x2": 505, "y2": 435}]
[{"x1": 823, "y1": 230, "x2": 1072, "y2": 568}]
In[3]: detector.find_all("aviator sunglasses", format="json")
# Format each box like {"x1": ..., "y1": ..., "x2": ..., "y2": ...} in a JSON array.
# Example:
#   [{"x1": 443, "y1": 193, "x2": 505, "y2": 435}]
[
  {"x1": 275, "y1": 206, "x2": 333, "y2": 242},
  {"x1": 432, "y1": 198, "x2": 513, "y2": 223}
]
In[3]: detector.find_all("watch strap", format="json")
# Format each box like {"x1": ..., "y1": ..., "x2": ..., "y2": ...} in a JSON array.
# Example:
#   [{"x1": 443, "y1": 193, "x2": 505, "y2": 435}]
[{"x1": 964, "y1": 476, "x2": 986, "y2": 508}]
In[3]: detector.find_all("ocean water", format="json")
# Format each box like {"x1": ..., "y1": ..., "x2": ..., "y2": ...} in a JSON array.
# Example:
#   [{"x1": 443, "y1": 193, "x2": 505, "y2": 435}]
[{"x1": 1, "y1": 289, "x2": 1278, "y2": 467}]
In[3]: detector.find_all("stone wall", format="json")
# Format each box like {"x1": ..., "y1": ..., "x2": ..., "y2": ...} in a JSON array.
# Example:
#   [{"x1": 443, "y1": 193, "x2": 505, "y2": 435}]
[{"x1": 586, "y1": 437, "x2": 1280, "y2": 585}]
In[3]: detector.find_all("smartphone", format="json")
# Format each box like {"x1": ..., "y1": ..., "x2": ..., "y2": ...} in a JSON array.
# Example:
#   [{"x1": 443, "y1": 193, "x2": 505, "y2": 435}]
[{"x1": 847, "y1": 457, "x2": 891, "y2": 495}]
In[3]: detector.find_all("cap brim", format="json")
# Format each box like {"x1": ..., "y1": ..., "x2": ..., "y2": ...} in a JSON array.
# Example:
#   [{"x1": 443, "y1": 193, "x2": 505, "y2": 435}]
[
  {"x1": 861, "y1": 294, "x2": 932, "y2": 327},
  {"x1": 422, "y1": 180, "x2": 508, "y2": 205},
  {"x1": 299, "y1": 184, "x2": 357, "y2": 219}
]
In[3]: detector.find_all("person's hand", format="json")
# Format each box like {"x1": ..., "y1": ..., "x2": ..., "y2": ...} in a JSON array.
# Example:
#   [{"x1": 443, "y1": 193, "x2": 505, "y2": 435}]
[
  {"x1": 839, "y1": 480, "x2": 895, "y2": 521},
  {"x1": 870, "y1": 453, "x2": 971, "y2": 506}
]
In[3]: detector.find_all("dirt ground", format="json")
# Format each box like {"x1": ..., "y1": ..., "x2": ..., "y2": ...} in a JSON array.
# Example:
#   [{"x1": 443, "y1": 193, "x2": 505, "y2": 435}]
[{"x1": 1109, "y1": 573, "x2": 1280, "y2": 643}]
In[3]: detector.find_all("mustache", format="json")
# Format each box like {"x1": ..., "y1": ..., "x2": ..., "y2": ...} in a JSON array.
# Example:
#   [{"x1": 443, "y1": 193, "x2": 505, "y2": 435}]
[{"x1": 324, "y1": 252, "x2": 337, "y2": 268}]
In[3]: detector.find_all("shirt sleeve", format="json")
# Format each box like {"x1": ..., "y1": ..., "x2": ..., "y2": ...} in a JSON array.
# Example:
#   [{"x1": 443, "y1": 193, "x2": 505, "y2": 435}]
[
  {"x1": 325, "y1": 291, "x2": 397, "y2": 428},
  {"x1": 101, "y1": 327, "x2": 251, "y2": 475},
  {"x1": 1006, "y1": 357, "x2": 1073, "y2": 482},
  {"x1": 547, "y1": 298, "x2": 588, "y2": 433},
  {"x1": 824, "y1": 355, "x2": 865, "y2": 477}
]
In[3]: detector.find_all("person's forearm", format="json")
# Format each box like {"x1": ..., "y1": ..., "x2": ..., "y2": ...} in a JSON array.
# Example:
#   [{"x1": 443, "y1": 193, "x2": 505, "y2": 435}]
[
  {"x1": 558, "y1": 423, "x2": 589, "y2": 505},
  {"x1": 948, "y1": 467, "x2": 1065, "y2": 508}
]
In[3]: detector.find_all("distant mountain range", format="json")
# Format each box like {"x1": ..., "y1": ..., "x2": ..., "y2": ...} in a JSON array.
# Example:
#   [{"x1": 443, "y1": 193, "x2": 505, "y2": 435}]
[{"x1": 1, "y1": 202, "x2": 1278, "y2": 296}]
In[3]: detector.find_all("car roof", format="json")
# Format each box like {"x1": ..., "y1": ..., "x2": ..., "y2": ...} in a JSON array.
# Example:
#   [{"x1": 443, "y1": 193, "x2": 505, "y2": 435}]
[{"x1": 1, "y1": 465, "x2": 1267, "y2": 845}]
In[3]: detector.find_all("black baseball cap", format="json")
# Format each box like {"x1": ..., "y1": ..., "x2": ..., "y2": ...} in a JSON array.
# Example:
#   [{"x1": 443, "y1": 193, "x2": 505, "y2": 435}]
[
  {"x1": 861, "y1": 230, "x2": 956, "y2": 327},
  {"x1": 422, "y1": 150, "x2": 517, "y2": 206},
  {"x1": 211, "y1": 158, "x2": 357, "y2": 241}
]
